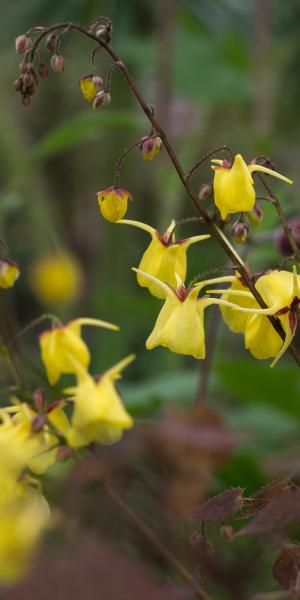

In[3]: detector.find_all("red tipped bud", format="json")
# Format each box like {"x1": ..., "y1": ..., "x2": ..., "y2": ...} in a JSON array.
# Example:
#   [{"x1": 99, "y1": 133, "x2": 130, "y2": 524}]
[
  {"x1": 92, "y1": 90, "x2": 111, "y2": 109},
  {"x1": 50, "y1": 54, "x2": 65, "y2": 73},
  {"x1": 15, "y1": 34, "x2": 32, "y2": 54},
  {"x1": 248, "y1": 202, "x2": 264, "y2": 226},
  {"x1": 139, "y1": 136, "x2": 162, "y2": 161},
  {"x1": 231, "y1": 221, "x2": 249, "y2": 244},
  {"x1": 38, "y1": 62, "x2": 49, "y2": 79},
  {"x1": 21, "y1": 95, "x2": 31, "y2": 107}
]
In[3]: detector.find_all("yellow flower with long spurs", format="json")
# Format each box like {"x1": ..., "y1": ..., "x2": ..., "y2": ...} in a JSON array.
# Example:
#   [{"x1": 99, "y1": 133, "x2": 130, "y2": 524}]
[
  {"x1": 133, "y1": 269, "x2": 275, "y2": 359},
  {"x1": 39, "y1": 317, "x2": 119, "y2": 385},
  {"x1": 211, "y1": 154, "x2": 292, "y2": 220},
  {"x1": 218, "y1": 268, "x2": 300, "y2": 366},
  {"x1": 119, "y1": 219, "x2": 210, "y2": 299},
  {"x1": 0, "y1": 477, "x2": 50, "y2": 583},
  {"x1": 63, "y1": 354, "x2": 135, "y2": 448}
]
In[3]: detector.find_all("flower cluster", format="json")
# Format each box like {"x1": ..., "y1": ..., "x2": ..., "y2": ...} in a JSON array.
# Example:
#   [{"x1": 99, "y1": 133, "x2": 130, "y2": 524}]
[{"x1": 0, "y1": 316, "x2": 134, "y2": 582}]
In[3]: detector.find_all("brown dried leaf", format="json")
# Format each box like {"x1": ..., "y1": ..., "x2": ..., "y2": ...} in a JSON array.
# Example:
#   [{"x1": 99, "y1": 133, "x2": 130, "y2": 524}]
[
  {"x1": 236, "y1": 489, "x2": 300, "y2": 537},
  {"x1": 194, "y1": 487, "x2": 244, "y2": 523},
  {"x1": 272, "y1": 546, "x2": 300, "y2": 591}
]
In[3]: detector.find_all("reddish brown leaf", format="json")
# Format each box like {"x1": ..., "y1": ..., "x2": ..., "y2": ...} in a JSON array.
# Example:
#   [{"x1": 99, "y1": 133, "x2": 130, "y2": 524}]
[
  {"x1": 236, "y1": 489, "x2": 300, "y2": 537},
  {"x1": 194, "y1": 487, "x2": 244, "y2": 523}
]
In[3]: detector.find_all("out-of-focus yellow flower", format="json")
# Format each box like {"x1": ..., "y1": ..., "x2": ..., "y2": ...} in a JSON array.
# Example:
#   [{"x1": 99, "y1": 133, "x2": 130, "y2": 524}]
[
  {"x1": 0, "y1": 411, "x2": 37, "y2": 484},
  {"x1": 119, "y1": 219, "x2": 210, "y2": 299},
  {"x1": 221, "y1": 275, "x2": 258, "y2": 333},
  {"x1": 64, "y1": 354, "x2": 135, "y2": 448},
  {"x1": 0, "y1": 477, "x2": 50, "y2": 583},
  {"x1": 39, "y1": 317, "x2": 119, "y2": 385},
  {"x1": 30, "y1": 253, "x2": 82, "y2": 306},
  {"x1": 220, "y1": 269, "x2": 300, "y2": 366},
  {"x1": 97, "y1": 187, "x2": 132, "y2": 222},
  {"x1": 9, "y1": 400, "x2": 70, "y2": 475},
  {"x1": 139, "y1": 136, "x2": 162, "y2": 160},
  {"x1": 79, "y1": 75, "x2": 102, "y2": 101},
  {"x1": 211, "y1": 154, "x2": 292, "y2": 220},
  {"x1": 0, "y1": 260, "x2": 20, "y2": 289}
]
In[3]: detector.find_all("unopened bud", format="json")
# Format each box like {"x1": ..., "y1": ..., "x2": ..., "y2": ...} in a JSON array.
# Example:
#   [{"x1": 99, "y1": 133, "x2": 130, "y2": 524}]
[
  {"x1": 139, "y1": 136, "x2": 162, "y2": 161},
  {"x1": 15, "y1": 34, "x2": 32, "y2": 54},
  {"x1": 33, "y1": 388, "x2": 46, "y2": 410},
  {"x1": 21, "y1": 95, "x2": 31, "y2": 107},
  {"x1": 231, "y1": 221, "x2": 249, "y2": 244},
  {"x1": 249, "y1": 202, "x2": 264, "y2": 226},
  {"x1": 92, "y1": 75, "x2": 103, "y2": 88},
  {"x1": 13, "y1": 77, "x2": 22, "y2": 92},
  {"x1": 38, "y1": 62, "x2": 49, "y2": 79},
  {"x1": 198, "y1": 183, "x2": 213, "y2": 201},
  {"x1": 220, "y1": 525, "x2": 234, "y2": 542},
  {"x1": 50, "y1": 54, "x2": 65, "y2": 73},
  {"x1": 23, "y1": 72, "x2": 34, "y2": 88},
  {"x1": 31, "y1": 414, "x2": 47, "y2": 433},
  {"x1": 95, "y1": 24, "x2": 112, "y2": 44},
  {"x1": 93, "y1": 90, "x2": 111, "y2": 109},
  {"x1": 46, "y1": 32, "x2": 57, "y2": 53},
  {"x1": 57, "y1": 446, "x2": 74, "y2": 462}
]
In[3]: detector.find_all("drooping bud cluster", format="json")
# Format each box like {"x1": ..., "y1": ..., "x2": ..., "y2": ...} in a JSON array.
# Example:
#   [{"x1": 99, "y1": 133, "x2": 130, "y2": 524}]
[
  {"x1": 14, "y1": 61, "x2": 38, "y2": 106},
  {"x1": 230, "y1": 220, "x2": 249, "y2": 244}
]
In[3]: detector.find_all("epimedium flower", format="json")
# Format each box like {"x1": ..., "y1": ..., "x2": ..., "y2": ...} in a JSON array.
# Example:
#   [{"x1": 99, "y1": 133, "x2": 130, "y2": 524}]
[
  {"x1": 63, "y1": 354, "x2": 135, "y2": 448},
  {"x1": 133, "y1": 269, "x2": 274, "y2": 359},
  {"x1": 119, "y1": 219, "x2": 210, "y2": 299},
  {"x1": 0, "y1": 477, "x2": 50, "y2": 583},
  {"x1": 0, "y1": 411, "x2": 38, "y2": 484},
  {"x1": 211, "y1": 154, "x2": 292, "y2": 220},
  {"x1": 39, "y1": 317, "x2": 119, "y2": 385},
  {"x1": 0, "y1": 260, "x2": 20, "y2": 289},
  {"x1": 97, "y1": 187, "x2": 132, "y2": 222},
  {"x1": 79, "y1": 74, "x2": 103, "y2": 101},
  {"x1": 139, "y1": 135, "x2": 162, "y2": 160},
  {"x1": 219, "y1": 268, "x2": 300, "y2": 366},
  {"x1": 29, "y1": 252, "x2": 82, "y2": 306}
]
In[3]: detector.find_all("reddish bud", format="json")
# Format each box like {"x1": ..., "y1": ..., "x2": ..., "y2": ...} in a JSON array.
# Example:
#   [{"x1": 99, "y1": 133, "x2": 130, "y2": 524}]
[
  {"x1": 248, "y1": 202, "x2": 264, "y2": 226},
  {"x1": 50, "y1": 54, "x2": 65, "y2": 73},
  {"x1": 33, "y1": 388, "x2": 46, "y2": 410},
  {"x1": 92, "y1": 90, "x2": 111, "y2": 109},
  {"x1": 198, "y1": 183, "x2": 213, "y2": 201},
  {"x1": 220, "y1": 525, "x2": 234, "y2": 542},
  {"x1": 38, "y1": 62, "x2": 49, "y2": 79},
  {"x1": 31, "y1": 414, "x2": 47, "y2": 433},
  {"x1": 21, "y1": 95, "x2": 31, "y2": 107},
  {"x1": 231, "y1": 221, "x2": 249, "y2": 244},
  {"x1": 46, "y1": 32, "x2": 57, "y2": 53},
  {"x1": 15, "y1": 34, "x2": 32, "y2": 54},
  {"x1": 13, "y1": 78, "x2": 22, "y2": 92},
  {"x1": 139, "y1": 136, "x2": 162, "y2": 161}
]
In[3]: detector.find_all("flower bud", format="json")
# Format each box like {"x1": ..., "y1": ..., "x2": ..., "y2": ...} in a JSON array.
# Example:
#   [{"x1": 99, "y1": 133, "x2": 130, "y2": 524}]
[
  {"x1": 139, "y1": 136, "x2": 162, "y2": 161},
  {"x1": 230, "y1": 221, "x2": 249, "y2": 244},
  {"x1": 15, "y1": 34, "x2": 32, "y2": 54},
  {"x1": 92, "y1": 90, "x2": 111, "y2": 109},
  {"x1": 46, "y1": 32, "x2": 57, "y2": 53},
  {"x1": 95, "y1": 24, "x2": 112, "y2": 44},
  {"x1": 50, "y1": 54, "x2": 65, "y2": 73},
  {"x1": 13, "y1": 78, "x2": 23, "y2": 92},
  {"x1": 79, "y1": 75, "x2": 102, "y2": 102},
  {"x1": 198, "y1": 183, "x2": 213, "y2": 201},
  {"x1": 38, "y1": 62, "x2": 49, "y2": 80},
  {"x1": 23, "y1": 72, "x2": 34, "y2": 88},
  {"x1": 0, "y1": 260, "x2": 20, "y2": 288},
  {"x1": 248, "y1": 202, "x2": 264, "y2": 226},
  {"x1": 21, "y1": 94, "x2": 31, "y2": 107},
  {"x1": 97, "y1": 187, "x2": 131, "y2": 222},
  {"x1": 220, "y1": 525, "x2": 234, "y2": 542}
]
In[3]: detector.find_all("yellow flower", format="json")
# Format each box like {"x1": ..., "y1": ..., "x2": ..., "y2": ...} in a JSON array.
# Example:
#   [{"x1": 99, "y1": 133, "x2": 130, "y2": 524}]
[
  {"x1": 0, "y1": 411, "x2": 37, "y2": 484},
  {"x1": 119, "y1": 219, "x2": 210, "y2": 299},
  {"x1": 220, "y1": 274, "x2": 258, "y2": 333},
  {"x1": 133, "y1": 269, "x2": 272, "y2": 359},
  {"x1": 0, "y1": 477, "x2": 50, "y2": 582},
  {"x1": 139, "y1": 136, "x2": 162, "y2": 160},
  {"x1": 97, "y1": 187, "x2": 132, "y2": 222},
  {"x1": 79, "y1": 75, "x2": 102, "y2": 101},
  {"x1": 9, "y1": 400, "x2": 70, "y2": 475},
  {"x1": 39, "y1": 317, "x2": 119, "y2": 385},
  {"x1": 0, "y1": 260, "x2": 20, "y2": 289},
  {"x1": 30, "y1": 253, "x2": 82, "y2": 306},
  {"x1": 64, "y1": 354, "x2": 135, "y2": 448},
  {"x1": 211, "y1": 154, "x2": 292, "y2": 220},
  {"x1": 220, "y1": 269, "x2": 300, "y2": 366}
]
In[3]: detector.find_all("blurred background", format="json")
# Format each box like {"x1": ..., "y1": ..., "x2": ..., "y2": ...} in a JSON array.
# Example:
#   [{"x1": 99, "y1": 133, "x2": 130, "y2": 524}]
[{"x1": 1, "y1": 1, "x2": 300, "y2": 596}]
